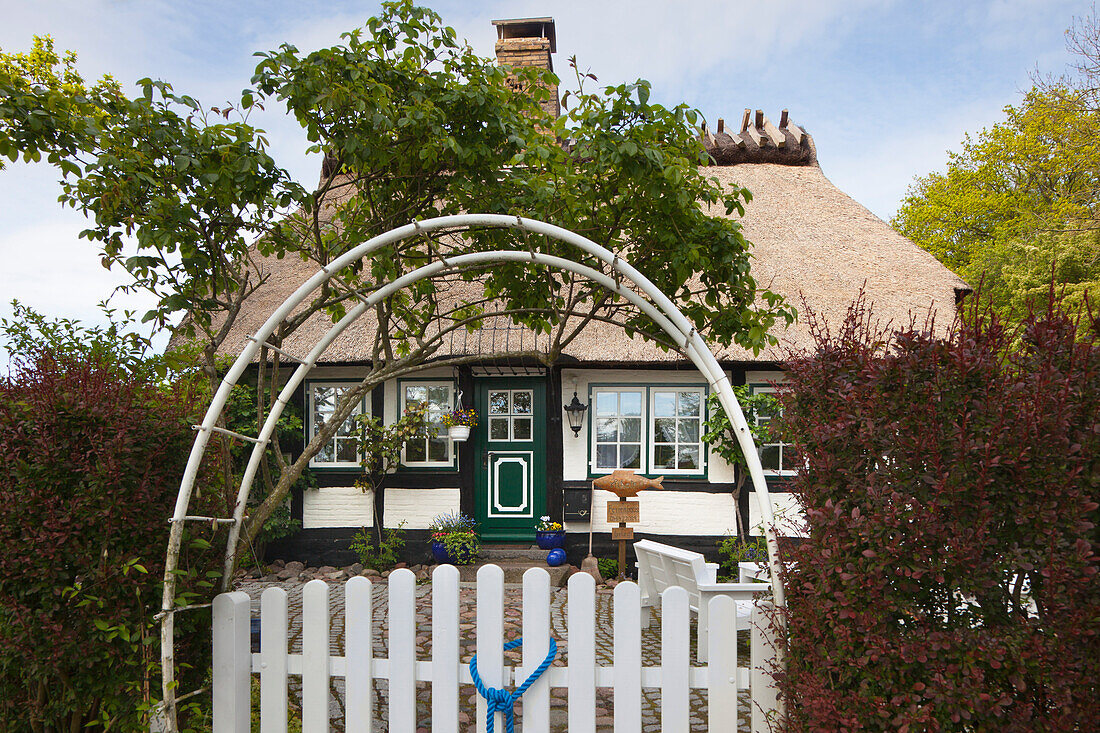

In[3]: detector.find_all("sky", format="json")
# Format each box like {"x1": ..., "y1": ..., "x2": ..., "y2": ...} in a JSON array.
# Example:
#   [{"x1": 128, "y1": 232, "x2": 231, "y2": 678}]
[{"x1": 0, "y1": 0, "x2": 1087, "y2": 358}]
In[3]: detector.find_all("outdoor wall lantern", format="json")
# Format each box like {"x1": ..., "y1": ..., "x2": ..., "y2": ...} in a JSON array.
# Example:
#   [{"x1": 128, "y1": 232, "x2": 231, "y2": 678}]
[{"x1": 563, "y1": 391, "x2": 588, "y2": 437}]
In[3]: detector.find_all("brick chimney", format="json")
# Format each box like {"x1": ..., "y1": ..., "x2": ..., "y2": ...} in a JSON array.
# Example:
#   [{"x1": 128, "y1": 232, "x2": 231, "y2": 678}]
[{"x1": 491, "y1": 17, "x2": 560, "y2": 118}]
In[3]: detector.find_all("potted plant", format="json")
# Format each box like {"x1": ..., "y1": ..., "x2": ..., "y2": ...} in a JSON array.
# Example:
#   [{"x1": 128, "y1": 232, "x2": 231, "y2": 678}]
[
  {"x1": 428, "y1": 511, "x2": 481, "y2": 565},
  {"x1": 441, "y1": 407, "x2": 478, "y2": 442},
  {"x1": 535, "y1": 516, "x2": 566, "y2": 550}
]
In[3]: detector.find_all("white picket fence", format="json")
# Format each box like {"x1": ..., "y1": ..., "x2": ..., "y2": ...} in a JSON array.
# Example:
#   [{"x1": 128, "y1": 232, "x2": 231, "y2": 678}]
[{"x1": 212, "y1": 564, "x2": 780, "y2": 732}]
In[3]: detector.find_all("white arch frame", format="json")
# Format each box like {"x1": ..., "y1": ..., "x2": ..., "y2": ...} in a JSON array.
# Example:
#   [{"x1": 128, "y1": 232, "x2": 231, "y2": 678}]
[{"x1": 160, "y1": 214, "x2": 786, "y2": 721}]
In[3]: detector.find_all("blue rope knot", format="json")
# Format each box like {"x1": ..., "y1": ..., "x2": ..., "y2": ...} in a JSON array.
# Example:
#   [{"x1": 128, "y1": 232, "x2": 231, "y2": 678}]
[{"x1": 470, "y1": 636, "x2": 559, "y2": 733}]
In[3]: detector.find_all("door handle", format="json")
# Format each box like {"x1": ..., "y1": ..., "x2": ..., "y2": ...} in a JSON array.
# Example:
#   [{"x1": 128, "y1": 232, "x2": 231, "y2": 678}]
[{"x1": 482, "y1": 451, "x2": 495, "y2": 468}]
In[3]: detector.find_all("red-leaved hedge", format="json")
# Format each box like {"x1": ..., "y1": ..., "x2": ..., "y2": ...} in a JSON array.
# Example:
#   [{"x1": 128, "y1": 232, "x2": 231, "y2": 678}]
[
  {"x1": 0, "y1": 352, "x2": 227, "y2": 732},
  {"x1": 775, "y1": 294, "x2": 1100, "y2": 731}
]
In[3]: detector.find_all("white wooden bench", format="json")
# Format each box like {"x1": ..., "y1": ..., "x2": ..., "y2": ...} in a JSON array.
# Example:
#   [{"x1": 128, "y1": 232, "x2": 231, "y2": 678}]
[{"x1": 634, "y1": 539, "x2": 771, "y2": 662}]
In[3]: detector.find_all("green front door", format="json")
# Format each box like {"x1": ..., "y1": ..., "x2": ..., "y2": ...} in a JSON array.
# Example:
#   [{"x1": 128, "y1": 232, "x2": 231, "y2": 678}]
[{"x1": 473, "y1": 378, "x2": 546, "y2": 543}]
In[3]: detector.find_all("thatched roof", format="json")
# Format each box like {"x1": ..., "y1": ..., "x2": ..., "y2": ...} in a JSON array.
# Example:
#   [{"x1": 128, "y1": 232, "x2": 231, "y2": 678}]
[{"x1": 200, "y1": 130, "x2": 967, "y2": 367}]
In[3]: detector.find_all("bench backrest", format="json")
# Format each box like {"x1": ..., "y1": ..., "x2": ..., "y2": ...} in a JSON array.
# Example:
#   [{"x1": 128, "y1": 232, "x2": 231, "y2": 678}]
[{"x1": 634, "y1": 539, "x2": 712, "y2": 609}]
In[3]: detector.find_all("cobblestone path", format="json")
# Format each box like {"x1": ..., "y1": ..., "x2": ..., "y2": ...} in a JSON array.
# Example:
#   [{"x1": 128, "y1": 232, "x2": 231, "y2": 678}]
[{"x1": 235, "y1": 577, "x2": 752, "y2": 731}]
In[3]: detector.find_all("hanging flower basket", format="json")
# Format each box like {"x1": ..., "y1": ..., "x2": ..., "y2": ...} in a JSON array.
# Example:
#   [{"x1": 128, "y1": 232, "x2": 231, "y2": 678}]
[{"x1": 442, "y1": 407, "x2": 477, "y2": 442}]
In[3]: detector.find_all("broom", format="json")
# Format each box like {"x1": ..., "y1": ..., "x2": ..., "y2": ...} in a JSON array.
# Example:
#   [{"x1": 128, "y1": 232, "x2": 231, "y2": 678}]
[{"x1": 579, "y1": 481, "x2": 603, "y2": 583}]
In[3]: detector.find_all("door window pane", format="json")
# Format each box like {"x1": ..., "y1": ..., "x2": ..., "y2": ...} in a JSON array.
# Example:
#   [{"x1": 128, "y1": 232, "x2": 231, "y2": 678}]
[
  {"x1": 490, "y1": 418, "x2": 510, "y2": 441},
  {"x1": 512, "y1": 417, "x2": 532, "y2": 441},
  {"x1": 512, "y1": 391, "x2": 532, "y2": 414}
]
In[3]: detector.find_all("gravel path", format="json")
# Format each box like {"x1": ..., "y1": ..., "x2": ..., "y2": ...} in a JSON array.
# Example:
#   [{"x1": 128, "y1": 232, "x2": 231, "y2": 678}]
[{"x1": 235, "y1": 575, "x2": 752, "y2": 731}]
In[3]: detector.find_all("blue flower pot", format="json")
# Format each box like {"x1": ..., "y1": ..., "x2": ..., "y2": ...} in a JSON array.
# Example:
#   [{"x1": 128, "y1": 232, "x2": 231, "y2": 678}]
[
  {"x1": 432, "y1": 539, "x2": 476, "y2": 565},
  {"x1": 535, "y1": 530, "x2": 566, "y2": 550}
]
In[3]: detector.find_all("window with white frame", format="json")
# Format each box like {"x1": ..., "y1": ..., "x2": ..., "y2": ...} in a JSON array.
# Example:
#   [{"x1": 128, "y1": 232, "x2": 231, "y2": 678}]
[
  {"x1": 402, "y1": 381, "x2": 454, "y2": 467},
  {"x1": 751, "y1": 384, "x2": 794, "y2": 475},
  {"x1": 649, "y1": 387, "x2": 705, "y2": 473},
  {"x1": 487, "y1": 389, "x2": 533, "y2": 441},
  {"x1": 308, "y1": 382, "x2": 367, "y2": 468},
  {"x1": 590, "y1": 385, "x2": 706, "y2": 475},
  {"x1": 593, "y1": 388, "x2": 644, "y2": 470}
]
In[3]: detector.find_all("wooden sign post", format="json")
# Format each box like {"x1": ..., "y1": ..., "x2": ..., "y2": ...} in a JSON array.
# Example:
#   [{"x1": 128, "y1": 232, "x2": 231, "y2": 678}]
[{"x1": 607, "y1": 498, "x2": 639, "y2": 579}]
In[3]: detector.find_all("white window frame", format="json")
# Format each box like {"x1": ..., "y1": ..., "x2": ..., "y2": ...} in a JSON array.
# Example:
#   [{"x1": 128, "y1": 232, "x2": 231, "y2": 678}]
[
  {"x1": 590, "y1": 386, "x2": 646, "y2": 474},
  {"x1": 750, "y1": 384, "x2": 796, "y2": 477},
  {"x1": 307, "y1": 381, "x2": 369, "y2": 469},
  {"x1": 647, "y1": 386, "x2": 707, "y2": 476},
  {"x1": 486, "y1": 388, "x2": 535, "y2": 443},
  {"x1": 400, "y1": 380, "x2": 456, "y2": 469}
]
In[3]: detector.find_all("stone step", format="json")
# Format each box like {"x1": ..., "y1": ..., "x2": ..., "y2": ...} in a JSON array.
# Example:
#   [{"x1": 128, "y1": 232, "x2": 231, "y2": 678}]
[
  {"x1": 477, "y1": 544, "x2": 549, "y2": 562},
  {"x1": 456, "y1": 559, "x2": 573, "y2": 587}
]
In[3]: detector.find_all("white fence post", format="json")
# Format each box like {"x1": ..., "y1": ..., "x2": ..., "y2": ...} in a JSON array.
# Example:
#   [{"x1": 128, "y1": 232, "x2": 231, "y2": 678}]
[
  {"x1": 707, "y1": 595, "x2": 739, "y2": 731},
  {"x1": 388, "y1": 568, "x2": 418, "y2": 732},
  {"x1": 521, "y1": 568, "x2": 552, "y2": 733},
  {"x1": 661, "y1": 587, "x2": 690, "y2": 733},
  {"x1": 432, "y1": 565, "x2": 460, "y2": 733},
  {"x1": 567, "y1": 572, "x2": 596, "y2": 733},
  {"x1": 613, "y1": 582, "x2": 642, "y2": 733},
  {"x1": 751, "y1": 601, "x2": 780, "y2": 733},
  {"x1": 476, "y1": 564, "x2": 505, "y2": 733},
  {"x1": 212, "y1": 591, "x2": 250, "y2": 733},
  {"x1": 302, "y1": 579, "x2": 330, "y2": 733},
  {"x1": 345, "y1": 576, "x2": 374, "y2": 733},
  {"x1": 259, "y1": 587, "x2": 288, "y2": 733}
]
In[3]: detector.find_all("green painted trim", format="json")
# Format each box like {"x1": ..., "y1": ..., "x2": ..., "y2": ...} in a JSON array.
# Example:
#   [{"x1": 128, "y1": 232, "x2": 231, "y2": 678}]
[{"x1": 586, "y1": 381, "x2": 711, "y2": 481}]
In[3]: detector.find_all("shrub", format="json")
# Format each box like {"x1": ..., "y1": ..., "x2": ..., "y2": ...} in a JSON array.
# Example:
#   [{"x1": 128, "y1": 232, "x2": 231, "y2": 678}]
[
  {"x1": 598, "y1": 558, "x2": 619, "y2": 579},
  {"x1": 775, "y1": 292, "x2": 1100, "y2": 730},
  {"x1": 0, "y1": 345, "x2": 225, "y2": 731},
  {"x1": 350, "y1": 521, "x2": 407, "y2": 572},
  {"x1": 716, "y1": 535, "x2": 768, "y2": 580}
]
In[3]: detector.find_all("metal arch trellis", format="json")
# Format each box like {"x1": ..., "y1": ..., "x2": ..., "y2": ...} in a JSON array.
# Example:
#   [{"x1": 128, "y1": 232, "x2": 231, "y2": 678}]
[{"x1": 159, "y1": 214, "x2": 787, "y2": 727}]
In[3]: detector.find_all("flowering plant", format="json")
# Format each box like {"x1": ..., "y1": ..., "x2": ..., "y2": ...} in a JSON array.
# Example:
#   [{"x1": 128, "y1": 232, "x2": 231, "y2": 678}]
[
  {"x1": 440, "y1": 407, "x2": 478, "y2": 428},
  {"x1": 428, "y1": 511, "x2": 480, "y2": 564},
  {"x1": 536, "y1": 515, "x2": 563, "y2": 532}
]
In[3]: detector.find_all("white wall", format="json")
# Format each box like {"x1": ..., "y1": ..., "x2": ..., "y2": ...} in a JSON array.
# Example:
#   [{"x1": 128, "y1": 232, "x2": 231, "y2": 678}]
[
  {"x1": 749, "y1": 491, "x2": 805, "y2": 538},
  {"x1": 303, "y1": 486, "x2": 461, "y2": 529},
  {"x1": 565, "y1": 489, "x2": 737, "y2": 537}
]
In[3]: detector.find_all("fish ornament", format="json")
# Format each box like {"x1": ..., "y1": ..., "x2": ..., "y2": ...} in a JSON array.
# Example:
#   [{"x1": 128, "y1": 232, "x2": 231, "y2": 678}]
[{"x1": 592, "y1": 469, "x2": 664, "y2": 499}]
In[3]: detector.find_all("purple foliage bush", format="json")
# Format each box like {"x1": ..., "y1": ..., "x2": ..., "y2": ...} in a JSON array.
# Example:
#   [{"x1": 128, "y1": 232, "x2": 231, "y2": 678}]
[
  {"x1": 775, "y1": 292, "x2": 1100, "y2": 731},
  {"x1": 0, "y1": 351, "x2": 226, "y2": 731}
]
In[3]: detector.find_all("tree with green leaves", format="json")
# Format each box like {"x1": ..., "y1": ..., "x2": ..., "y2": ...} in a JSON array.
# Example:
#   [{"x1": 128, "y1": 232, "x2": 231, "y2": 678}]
[
  {"x1": 0, "y1": 1, "x2": 794, "y2": 569},
  {"x1": 893, "y1": 15, "x2": 1100, "y2": 331}
]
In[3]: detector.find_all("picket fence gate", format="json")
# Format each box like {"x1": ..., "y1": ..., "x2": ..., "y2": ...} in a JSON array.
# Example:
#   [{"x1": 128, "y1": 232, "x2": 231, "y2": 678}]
[{"x1": 212, "y1": 564, "x2": 780, "y2": 733}]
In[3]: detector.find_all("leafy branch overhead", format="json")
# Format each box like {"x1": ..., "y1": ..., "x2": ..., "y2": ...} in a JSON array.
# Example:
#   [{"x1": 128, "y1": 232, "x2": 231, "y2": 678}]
[{"x1": 0, "y1": 0, "x2": 794, "y2": 559}]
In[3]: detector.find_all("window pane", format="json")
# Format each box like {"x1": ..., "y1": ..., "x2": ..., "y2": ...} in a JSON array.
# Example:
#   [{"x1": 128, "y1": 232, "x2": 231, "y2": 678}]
[
  {"x1": 405, "y1": 385, "x2": 427, "y2": 406},
  {"x1": 653, "y1": 444, "x2": 676, "y2": 469},
  {"x1": 621, "y1": 417, "x2": 641, "y2": 442},
  {"x1": 653, "y1": 391, "x2": 676, "y2": 417},
  {"x1": 489, "y1": 391, "x2": 509, "y2": 414},
  {"x1": 317, "y1": 442, "x2": 335, "y2": 463},
  {"x1": 620, "y1": 391, "x2": 642, "y2": 416},
  {"x1": 596, "y1": 444, "x2": 617, "y2": 469},
  {"x1": 678, "y1": 420, "x2": 699, "y2": 443},
  {"x1": 760, "y1": 444, "x2": 781, "y2": 471},
  {"x1": 678, "y1": 391, "x2": 700, "y2": 416},
  {"x1": 512, "y1": 391, "x2": 532, "y2": 414},
  {"x1": 428, "y1": 436, "x2": 449, "y2": 462},
  {"x1": 337, "y1": 438, "x2": 358, "y2": 463},
  {"x1": 621, "y1": 444, "x2": 641, "y2": 469},
  {"x1": 596, "y1": 418, "x2": 619, "y2": 443},
  {"x1": 490, "y1": 418, "x2": 509, "y2": 441},
  {"x1": 595, "y1": 391, "x2": 617, "y2": 416},
  {"x1": 653, "y1": 418, "x2": 676, "y2": 443},
  {"x1": 678, "y1": 446, "x2": 699, "y2": 470},
  {"x1": 512, "y1": 417, "x2": 532, "y2": 440},
  {"x1": 428, "y1": 386, "x2": 450, "y2": 408},
  {"x1": 405, "y1": 439, "x2": 426, "y2": 463}
]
